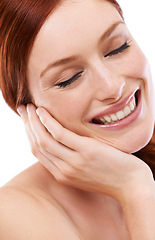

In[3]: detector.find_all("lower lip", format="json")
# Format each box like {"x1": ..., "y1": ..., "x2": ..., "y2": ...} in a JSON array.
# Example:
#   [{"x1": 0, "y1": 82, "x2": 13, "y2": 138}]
[{"x1": 90, "y1": 91, "x2": 142, "y2": 130}]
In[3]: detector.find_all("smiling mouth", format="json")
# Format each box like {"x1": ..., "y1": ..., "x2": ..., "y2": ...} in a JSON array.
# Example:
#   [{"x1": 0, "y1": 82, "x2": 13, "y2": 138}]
[{"x1": 91, "y1": 89, "x2": 140, "y2": 125}]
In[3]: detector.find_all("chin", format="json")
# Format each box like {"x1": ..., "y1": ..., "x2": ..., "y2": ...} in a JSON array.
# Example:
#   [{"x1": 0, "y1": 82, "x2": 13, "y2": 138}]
[{"x1": 119, "y1": 120, "x2": 154, "y2": 154}]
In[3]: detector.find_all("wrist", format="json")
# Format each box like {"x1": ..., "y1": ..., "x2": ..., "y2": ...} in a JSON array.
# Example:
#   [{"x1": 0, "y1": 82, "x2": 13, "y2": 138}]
[
  {"x1": 120, "y1": 176, "x2": 155, "y2": 240},
  {"x1": 120, "y1": 175, "x2": 155, "y2": 208},
  {"x1": 118, "y1": 158, "x2": 154, "y2": 205}
]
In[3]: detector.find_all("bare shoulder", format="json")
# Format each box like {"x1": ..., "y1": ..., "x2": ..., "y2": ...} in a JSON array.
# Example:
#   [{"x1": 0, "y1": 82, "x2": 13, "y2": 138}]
[{"x1": 0, "y1": 181, "x2": 80, "y2": 240}]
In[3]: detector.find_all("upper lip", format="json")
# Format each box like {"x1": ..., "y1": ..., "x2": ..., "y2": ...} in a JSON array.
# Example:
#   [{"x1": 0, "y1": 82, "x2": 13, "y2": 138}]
[{"x1": 89, "y1": 87, "x2": 140, "y2": 122}]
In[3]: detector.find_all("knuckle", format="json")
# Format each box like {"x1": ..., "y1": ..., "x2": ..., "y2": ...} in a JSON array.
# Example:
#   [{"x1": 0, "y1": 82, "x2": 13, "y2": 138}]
[
  {"x1": 53, "y1": 128, "x2": 64, "y2": 142},
  {"x1": 71, "y1": 158, "x2": 83, "y2": 170},
  {"x1": 69, "y1": 153, "x2": 85, "y2": 170},
  {"x1": 30, "y1": 140, "x2": 41, "y2": 157},
  {"x1": 31, "y1": 144, "x2": 38, "y2": 157},
  {"x1": 61, "y1": 166, "x2": 74, "y2": 179},
  {"x1": 38, "y1": 139, "x2": 46, "y2": 149},
  {"x1": 55, "y1": 174, "x2": 67, "y2": 184},
  {"x1": 74, "y1": 161, "x2": 85, "y2": 171},
  {"x1": 81, "y1": 147, "x2": 96, "y2": 161}
]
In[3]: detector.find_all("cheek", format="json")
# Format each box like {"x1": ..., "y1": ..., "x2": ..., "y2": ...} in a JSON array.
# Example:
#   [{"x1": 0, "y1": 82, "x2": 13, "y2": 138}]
[
  {"x1": 132, "y1": 48, "x2": 155, "y2": 116},
  {"x1": 125, "y1": 45, "x2": 149, "y2": 81},
  {"x1": 123, "y1": 44, "x2": 154, "y2": 107},
  {"x1": 34, "y1": 90, "x2": 87, "y2": 130}
]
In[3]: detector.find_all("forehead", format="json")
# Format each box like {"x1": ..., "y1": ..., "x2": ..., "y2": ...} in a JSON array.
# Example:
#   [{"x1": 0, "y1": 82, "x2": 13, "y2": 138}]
[
  {"x1": 28, "y1": 0, "x2": 122, "y2": 76},
  {"x1": 35, "y1": 0, "x2": 120, "y2": 46}
]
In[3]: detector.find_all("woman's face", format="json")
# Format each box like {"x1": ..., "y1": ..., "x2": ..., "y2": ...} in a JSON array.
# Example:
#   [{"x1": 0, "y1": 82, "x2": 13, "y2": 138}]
[{"x1": 28, "y1": 0, "x2": 155, "y2": 153}]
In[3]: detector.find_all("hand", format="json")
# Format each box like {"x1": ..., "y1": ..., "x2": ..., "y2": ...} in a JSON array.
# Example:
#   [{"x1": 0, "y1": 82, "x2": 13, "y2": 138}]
[{"x1": 17, "y1": 104, "x2": 153, "y2": 202}]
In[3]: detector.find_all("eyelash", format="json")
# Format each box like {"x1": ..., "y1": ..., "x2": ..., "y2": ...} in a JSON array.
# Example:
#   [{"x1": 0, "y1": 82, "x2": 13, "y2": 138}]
[
  {"x1": 104, "y1": 41, "x2": 130, "y2": 57},
  {"x1": 56, "y1": 41, "x2": 130, "y2": 89},
  {"x1": 56, "y1": 71, "x2": 83, "y2": 89}
]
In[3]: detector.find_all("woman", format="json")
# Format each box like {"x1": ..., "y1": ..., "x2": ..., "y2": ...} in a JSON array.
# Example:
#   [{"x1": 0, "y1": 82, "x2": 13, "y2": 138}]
[{"x1": 0, "y1": 0, "x2": 155, "y2": 239}]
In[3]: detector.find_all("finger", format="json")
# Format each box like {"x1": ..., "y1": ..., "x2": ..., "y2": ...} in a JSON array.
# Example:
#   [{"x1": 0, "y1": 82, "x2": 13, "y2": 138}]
[
  {"x1": 17, "y1": 105, "x2": 37, "y2": 148},
  {"x1": 18, "y1": 107, "x2": 71, "y2": 176},
  {"x1": 36, "y1": 107, "x2": 91, "y2": 152},
  {"x1": 36, "y1": 149, "x2": 77, "y2": 186},
  {"x1": 17, "y1": 105, "x2": 28, "y2": 123},
  {"x1": 27, "y1": 104, "x2": 75, "y2": 161},
  {"x1": 35, "y1": 151, "x2": 63, "y2": 180},
  {"x1": 18, "y1": 105, "x2": 78, "y2": 174}
]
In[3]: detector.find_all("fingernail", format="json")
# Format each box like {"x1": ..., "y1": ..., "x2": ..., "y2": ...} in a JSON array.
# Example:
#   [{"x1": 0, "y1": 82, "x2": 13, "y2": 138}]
[
  {"x1": 36, "y1": 108, "x2": 42, "y2": 117},
  {"x1": 17, "y1": 106, "x2": 23, "y2": 116},
  {"x1": 26, "y1": 104, "x2": 31, "y2": 115},
  {"x1": 36, "y1": 109, "x2": 44, "y2": 123}
]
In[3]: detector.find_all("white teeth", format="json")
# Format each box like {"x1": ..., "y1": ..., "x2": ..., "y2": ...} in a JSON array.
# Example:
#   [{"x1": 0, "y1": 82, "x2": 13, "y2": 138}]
[
  {"x1": 116, "y1": 111, "x2": 125, "y2": 120},
  {"x1": 96, "y1": 96, "x2": 136, "y2": 125},
  {"x1": 124, "y1": 106, "x2": 131, "y2": 117},
  {"x1": 104, "y1": 116, "x2": 111, "y2": 123},
  {"x1": 100, "y1": 118, "x2": 106, "y2": 123},
  {"x1": 110, "y1": 114, "x2": 118, "y2": 122},
  {"x1": 130, "y1": 101, "x2": 135, "y2": 111}
]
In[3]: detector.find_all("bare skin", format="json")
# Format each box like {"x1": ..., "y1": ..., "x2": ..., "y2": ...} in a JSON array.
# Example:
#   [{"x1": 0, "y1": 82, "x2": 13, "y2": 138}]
[
  {"x1": 0, "y1": 105, "x2": 155, "y2": 240},
  {"x1": 0, "y1": 162, "x2": 131, "y2": 240},
  {"x1": 0, "y1": 0, "x2": 155, "y2": 239}
]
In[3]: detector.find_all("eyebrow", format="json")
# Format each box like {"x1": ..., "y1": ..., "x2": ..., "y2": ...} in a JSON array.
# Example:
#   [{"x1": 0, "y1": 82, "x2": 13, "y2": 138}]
[{"x1": 40, "y1": 20, "x2": 124, "y2": 78}]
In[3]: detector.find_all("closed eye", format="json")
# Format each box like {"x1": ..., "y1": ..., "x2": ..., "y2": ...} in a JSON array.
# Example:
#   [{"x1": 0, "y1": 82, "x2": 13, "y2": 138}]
[
  {"x1": 55, "y1": 71, "x2": 83, "y2": 89},
  {"x1": 104, "y1": 41, "x2": 130, "y2": 58},
  {"x1": 55, "y1": 42, "x2": 130, "y2": 89}
]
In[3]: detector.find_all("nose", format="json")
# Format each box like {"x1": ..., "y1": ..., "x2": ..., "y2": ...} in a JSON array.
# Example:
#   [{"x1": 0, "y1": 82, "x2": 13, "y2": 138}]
[{"x1": 91, "y1": 62, "x2": 125, "y2": 103}]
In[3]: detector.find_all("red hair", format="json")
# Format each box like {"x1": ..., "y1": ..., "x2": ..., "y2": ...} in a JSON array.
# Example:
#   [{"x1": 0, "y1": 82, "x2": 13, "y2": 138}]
[
  {"x1": 0, "y1": 0, "x2": 61, "y2": 112},
  {"x1": 133, "y1": 130, "x2": 155, "y2": 178},
  {"x1": 0, "y1": 0, "x2": 155, "y2": 176}
]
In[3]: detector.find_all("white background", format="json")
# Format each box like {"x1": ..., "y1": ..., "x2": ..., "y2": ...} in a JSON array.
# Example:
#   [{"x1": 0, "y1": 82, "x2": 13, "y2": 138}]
[{"x1": 0, "y1": 0, "x2": 155, "y2": 186}]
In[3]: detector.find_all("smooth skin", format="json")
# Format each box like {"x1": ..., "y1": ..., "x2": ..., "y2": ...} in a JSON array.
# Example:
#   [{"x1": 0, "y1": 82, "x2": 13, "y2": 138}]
[{"x1": 0, "y1": 1, "x2": 155, "y2": 239}]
